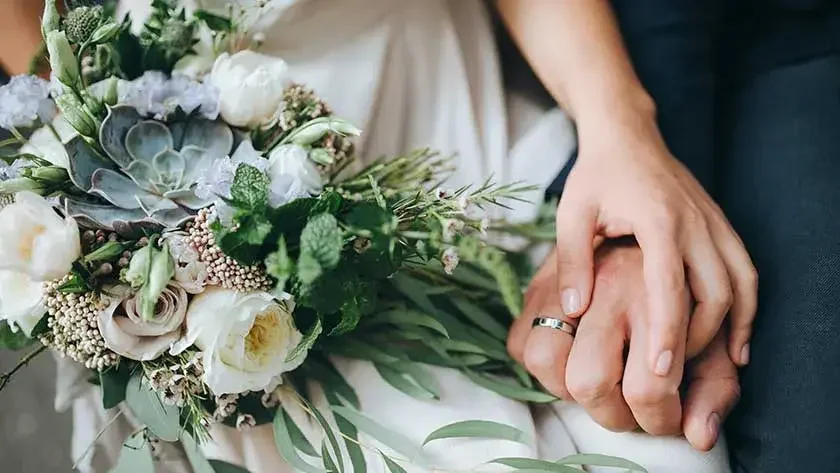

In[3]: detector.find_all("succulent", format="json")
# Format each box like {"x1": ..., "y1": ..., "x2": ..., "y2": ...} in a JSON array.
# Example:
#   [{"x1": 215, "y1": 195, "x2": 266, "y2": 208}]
[
  {"x1": 64, "y1": 6, "x2": 104, "y2": 44},
  {"x1": 63, "y1": 105, "x2": 233, "y2": 233}
]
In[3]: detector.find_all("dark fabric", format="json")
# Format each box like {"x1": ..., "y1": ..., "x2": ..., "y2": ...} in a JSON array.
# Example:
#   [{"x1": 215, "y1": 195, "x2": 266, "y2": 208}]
[{"x1": 717, "y1": 55, "x2": 840, "y2": 473}]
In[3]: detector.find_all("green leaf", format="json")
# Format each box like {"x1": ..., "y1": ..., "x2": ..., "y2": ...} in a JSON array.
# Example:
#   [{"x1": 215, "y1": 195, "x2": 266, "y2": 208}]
[
  {"x1": 489, "y1": 458, "x2": 582, "y2": 473},
  {"x1": 329, "y1": 401, "x2": 366, "y2": 473},
  {"x1": 100, "y1": 367, "x2": 131, "y2": 409},
  {"x1": 381, "y1": 453, "x2": 409, "y2": 473},
  {"x1": 209, "y1": 460, "x2": 252, "y2": 473},
  {"x1": 273, "y1": 407, "x2": 324, "y2": 473},
  {"x1": 109, "y1": 431, "x2": 154, "y2": 473},
  {"x1": 213, "y1": 214, "x2": 273, "y2": 264},
  {"x1": 322, "y1": 441, "x2": 339, "y2": 473},
  {"x1": 265, "y1": 235, "x2": 294, "y2": 291},
  {"x1": 56, "y1": 272, "x2": 90, "y2": 293},
  {"x1": 343, "y1": 202, "x2": 397, "y2": 238},
  {"x1": 194, "y1": 9, "x2": 233, "y2": 32},
  {"x1": 230, "y1": 164, "x2": 269, "y2": 210},
  {"x1": 558, "y1": 454, "x2": 647, "y2": 472},
  {"x1": 286, "y1": 318, "x2": 323, "y2": 364},
  {"x1": 310, "y1": 191, "x2": 343, "y2": 216},
  {"x1": 450, "y1": 297, "x2": 508, "y2": 340},
  {"x1": 300, "y1": 397, "x2": 344, "y2": 473},
  {"x1": 462, "y1": 370, "x2": 556, "y2": 403},
  {"x1": 0, "y1": 321, "x2": 36, "y2": 350},
  {"x1": 283, "y1": 408, "x2": 319, "y2": 458},
  {"x1": 331, "y1": 298, "x2": 362, "y2": 336},
  {"x1": 297, "y1": 251, "x2": 323, "y2": 286},
  {"x1": 303, "y1": 358, "x2": 360, "y2": 409},
  {"x1": 367, "y1": 309, "x2": 449, "y2": 338},
  {"x1": 423, "y1": 420, "x2": 532, "y2": 447},
  {"x1": 300, "y1": 213, "x2": 343, "y2": 271},
  {"x1": 325, "y1": 339, "x2": 402, "y2": 364},
  {"x1": 374, "y1": 363, "x2": 437, "y2": 400},
  {"x1": 331, "y1": 405, "x2": 427, "y2": 465},
  {"x1": 124, "y1": 374, "x2": 181, "y2": 441}
]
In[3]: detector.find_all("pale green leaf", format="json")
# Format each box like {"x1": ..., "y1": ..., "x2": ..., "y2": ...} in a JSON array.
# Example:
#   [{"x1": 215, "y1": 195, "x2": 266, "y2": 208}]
[
  {"x1": 265, "y1": 235, "x2": 294, "y2": 292},
  {"x1": 331, "y1": 405, "x2": 427, "y2": 465},
  {"x1": 209, "y1": 460, "x2": 252, "y2": 473},
  {"x1": 301, "y1": 397, "x2": 345, "y2": 473},
  {"x1": 322, "y1": 441, "x2": 339, "y2": 473},
  {"x1": 273, "y1": 407, "x2": 324, "y2": 473},
  {"x1": 462, "y1": 370, "x2": 556, "y2": 403},
  {"x1": 100, "y1": 368, "x2": 130, "y2": 409},
  {"x1": 0, "y1": 321, "x2": 36, "y2": 350},
  {"x1": 303, "y1": 359, "x2": 360, "y2": 409},
  {"x1": 300, "y1": 213, "x2": 343, "y2": 271},
  {"x1": 284, "y1": 408, "x2": 319, "y2": 458},
  {"x1": 559, "y1": 454, "x2": 647, "y2": 472},
  {"x1": 392, "y1": 362, "x2": 441, "y2": 399},
  {"x1": 423, "y1": 420, "x2": 532, "y2": 447},
  {"x1": 490, "y1": 458, "x2": 582, "y2": 473},
  {"x1": 109, "y1": 431, "x2": 154, "y2": 473},
  {"x1": 230, "y1": 164, "x2": 268, "y2": 210},
  {"x1": 286, "y1": 318, "x2": 323, "y2": 364},
  {"x1": 375, "y1": 363, "x2": 437, "y2": 400},
  {"x1": 451, "y1": 297, "x2": 508, "y2": 340},
  {"x1": 329, "y1": 402, "x2": 366, "y2": 473},
  {"x1": 381, "y1": 453, "x2": 409, "y2": 473},
  {"x1": 125, "y1": 374, "x2": 181, "y2": 441},
  {"x1": 368, "y1": 309, "x2": 449, "y2": 337},
  {"x1": 326, "y1": 339, "x2": 402, "y2": 364}
]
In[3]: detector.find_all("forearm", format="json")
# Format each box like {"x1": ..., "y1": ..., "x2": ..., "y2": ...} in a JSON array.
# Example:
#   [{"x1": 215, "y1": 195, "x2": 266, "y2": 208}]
[
  {"x1": 0, "y1": 0, "x2": 45, "y2": 75},
  {"x1": 497, "y1": 0, "x2": 657, "y2": 137}
]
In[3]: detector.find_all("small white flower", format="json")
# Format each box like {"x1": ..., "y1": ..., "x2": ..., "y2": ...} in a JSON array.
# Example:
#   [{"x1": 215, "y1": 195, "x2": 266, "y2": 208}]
[
  {"x1": 195, "y1": 157, "x2": 237, "y2": 200},
  {"x1": 456, "y1": 196, "x2": 470, "y2": 213},
  {"x1": 266, "y1": 144, "x2": 322, "y2": 208},
  {"x1": 0, "y1": 270, "x2": 45, "y2": 336},
  {"x1": 442, "y1": 247, "x2": 460, "y2": 275},
  {"x1": 177, "y1": 287, "x2": 305, "y2": 395},
  {"x1": 0, "y1": 75, "x2": 56, "y2": 130},
  {"x1": 209, "y1": 51, "x2": 289, "y2": 128},
  {"x1": 479, "y1": 217, "x2": 491, "y2": 237},
  {"x1": 442, "y1": 218, "x2": 465, "y2": 243},
  {"x1": 161, "y1": 233, "x2": 208, "y2": 294},
  {"x1": 230, "y1": 140, "x2": 269, "y2": 172},
  {"x1": 19, "y1": 115, "x2": 76, "y2": 169},
  {"x1": 0, "y1": 192, "x2": 80, "y2": 281},
  {"x1": 435, "y1": 188, "x2": 451, "y2": 200}
]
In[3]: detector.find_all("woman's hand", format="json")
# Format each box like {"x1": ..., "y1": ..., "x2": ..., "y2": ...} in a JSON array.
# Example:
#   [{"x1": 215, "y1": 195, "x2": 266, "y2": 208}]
[{"x1": 560, "y1": 114, "x2": 757, "y2": 372}]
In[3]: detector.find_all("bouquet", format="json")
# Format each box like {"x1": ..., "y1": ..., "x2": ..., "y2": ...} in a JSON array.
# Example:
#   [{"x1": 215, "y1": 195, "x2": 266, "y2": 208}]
[{"x1": 0, "y1": 1, "x2": 644, "y2": 472}]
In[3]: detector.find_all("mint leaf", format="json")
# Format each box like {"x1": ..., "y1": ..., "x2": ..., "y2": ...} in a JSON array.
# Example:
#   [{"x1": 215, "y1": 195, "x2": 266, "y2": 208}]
[
  {"x1": 344, "y1": 202, "x2": 396, "y2": 237},
  {"x1": 311, "y1": 191, "x2": 343, "y2": 216},
  {"x1": 265, "y1": 235, "x2": 294, "y2": 291},
  {"x1": 213, "y1": 214, "x2": 273, "y2": 265},
  {"x1": 230, "y1": 164, "x2": 269, "y2": 210},
  {"x1": 297, "y1": 250, "x2": 322, "y2": 285},
  {"x1": 194, "y1": 9, "x2": 232, "y2": 32},
  {"x1": 300, "y1": 213, "x2": 343, "y2": 271}
]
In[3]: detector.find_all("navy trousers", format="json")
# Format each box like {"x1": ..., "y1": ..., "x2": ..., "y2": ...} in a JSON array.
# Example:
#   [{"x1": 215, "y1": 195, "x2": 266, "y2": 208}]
[{"x1": 545, "y1": 2, "x2": 840, "y2": 471}]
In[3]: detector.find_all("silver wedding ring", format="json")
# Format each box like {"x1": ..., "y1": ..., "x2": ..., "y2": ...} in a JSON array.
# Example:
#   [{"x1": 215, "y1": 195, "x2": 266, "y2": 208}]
[{"x1": 532, "y1": 316, "x2": 577, "y2": 337}]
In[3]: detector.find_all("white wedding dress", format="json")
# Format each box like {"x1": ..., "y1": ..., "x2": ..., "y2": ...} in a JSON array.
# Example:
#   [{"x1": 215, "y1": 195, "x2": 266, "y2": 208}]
[{"x1": 61, "y1": 1, "x2": 731, "y2": 472}]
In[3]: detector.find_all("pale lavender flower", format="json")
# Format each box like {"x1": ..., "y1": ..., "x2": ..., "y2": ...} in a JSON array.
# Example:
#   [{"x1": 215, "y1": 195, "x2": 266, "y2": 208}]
[
  {"x1": 0, "y1": 75, "x2": 56, "y2": 130},
  {"x1": 194, "y1": 157, "x2": 237, "y2": 200},
  {"x1": 119, "y1": 71, "x2": 220, "y2": 120},
  {"x1": 268, "y1": 174, "x2": 309, "y2": 208}
]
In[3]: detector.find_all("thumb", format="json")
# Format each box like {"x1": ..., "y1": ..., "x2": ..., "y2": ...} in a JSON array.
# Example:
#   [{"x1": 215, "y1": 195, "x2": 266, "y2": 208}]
[
  {"x1": 554, "y1": 197, "x2": 598, "y2": 317},
  {"x1": 682, "y1": 332, "x2": 740, "y2": 452}
]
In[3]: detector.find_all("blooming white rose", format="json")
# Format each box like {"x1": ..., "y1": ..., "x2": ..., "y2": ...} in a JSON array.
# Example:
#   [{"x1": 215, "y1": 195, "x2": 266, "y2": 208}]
[
  {"x1": 209, "y1": 51, "x2": 289, "y2": 128},
  {"x1": 179, "y1": 287, "x2": 305, "y2": 394},
  {"x1": 0, "y1": 192, "x2": 80, "y2": 281},
  {"x1": 266, "y1": 144, "x2": 322, "y2": 207},
  {"x1": 98, "y1": 284, "x2": 189, "y2": 361},
  {"x1": 0, "y1": 270, "x2": 45, "y2": 336}
]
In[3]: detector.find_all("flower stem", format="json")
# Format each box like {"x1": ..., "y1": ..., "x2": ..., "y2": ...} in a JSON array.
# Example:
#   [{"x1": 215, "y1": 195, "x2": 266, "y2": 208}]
[{"x1": 0, "y1": 344, "x2": 48, "y2": 393}]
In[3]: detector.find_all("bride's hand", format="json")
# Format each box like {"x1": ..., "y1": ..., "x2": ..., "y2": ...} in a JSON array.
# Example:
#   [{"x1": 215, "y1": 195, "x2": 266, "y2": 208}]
[{"x1": 558, "y1": 113, "x2": 757, "y2": 371}]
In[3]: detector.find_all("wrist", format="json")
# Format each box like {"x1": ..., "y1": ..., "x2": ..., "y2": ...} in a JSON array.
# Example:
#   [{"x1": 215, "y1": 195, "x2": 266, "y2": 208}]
[{"x1": 572, "y1": 86, "x2": 659, "y2": 145}]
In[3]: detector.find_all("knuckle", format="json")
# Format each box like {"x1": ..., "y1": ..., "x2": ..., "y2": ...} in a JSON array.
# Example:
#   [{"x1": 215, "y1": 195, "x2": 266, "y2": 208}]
[
  {"x1": 566, "y1": 374, "x2": 615, "y2": 405},
  {"x1": 523, "y1": 343, "x2": 558, "y2": 377},
  {"x1": 623, "y1": 383, "x2": 676, "y2": 408},
  {"x1": 708, "y1": 282, "x2": 734, "y2": 313}
]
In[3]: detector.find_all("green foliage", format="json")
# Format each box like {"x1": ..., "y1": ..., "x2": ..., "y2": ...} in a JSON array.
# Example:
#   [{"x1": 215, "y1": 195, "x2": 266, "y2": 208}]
[
  {"x1": 558, "y1": 454, "x2": 647, "y2": 472},
  {"x1": 331, "y1": 405, "x2": 427, "y2": 466},
  {"x1": 273, "y1": 407, "x2": 324, "y2": 473},
  {"x1": 423, "y1": 420, "x2": 532, "y2": 447},
  {"x1": 265, "y1": 235, "x2": 294, "y2": 291},
  {"x1": 193, "y1": 10, "x2": 233, "y2": 32},
  {"x1": 0, "y1": 322, "x2": 36, "y2": 350},
  {"x1": 125, "y1": 374, "x2": 181, "y2": 441},
  {"x1": 109, "y1": 431, "x2": 154, "y2": 473},
  {"x1": 100, "y1": 365, "x2": 131, "y2": 409},
  {"x1": 285, "y1": 318, "x2": 323, "y2": 364},
  {"x1": 299, "y1": 213, "x2": 343, "y2": 277}
]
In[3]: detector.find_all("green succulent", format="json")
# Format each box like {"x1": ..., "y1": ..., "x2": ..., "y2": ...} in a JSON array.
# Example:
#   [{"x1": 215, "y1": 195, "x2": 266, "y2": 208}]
[{"x1": 63, "y1": 105, "x2": 233, "y2": 233}]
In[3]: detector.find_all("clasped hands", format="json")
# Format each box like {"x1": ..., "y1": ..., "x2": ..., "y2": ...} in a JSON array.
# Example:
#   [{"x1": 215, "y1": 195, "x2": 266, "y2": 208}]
[{"x1": 508, "y1": 123, "x2": 758, "y2": 451}]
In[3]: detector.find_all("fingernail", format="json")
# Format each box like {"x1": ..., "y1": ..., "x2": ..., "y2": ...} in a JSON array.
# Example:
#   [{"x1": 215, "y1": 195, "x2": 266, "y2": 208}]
[
  {"x1": 740, "y1": 343, "x2": 750, "y2": 365},
  {"x1": 707, "y1": 412, "x2": 721, "y2": 441},
  {"x1": 654, "y1": 350, "x2": 673, "y2": 376},
  {"x1": 561, "y1": 288, "x2": 580, "y2": 315}
]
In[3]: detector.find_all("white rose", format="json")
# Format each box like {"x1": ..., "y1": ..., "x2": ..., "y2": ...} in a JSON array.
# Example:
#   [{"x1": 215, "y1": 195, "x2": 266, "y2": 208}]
[
  {"x1": 179, "y1": 287, "x2": 305, "y2": 395},
  {"x1": 0, "y1": 192, "x2": 80, "y2": 281},
  {"x1": 0, "y1": 270, "x2": 45, "y2": 336},
  {"x1": 209, "y1": 51, "x2": 289, "y2": 128},
  {"x1": 266, "y1": 144, "x2": 323, "y2": 207},
  {"x1": 20, "y1": 116, "x2": 75, "y2": 169}
]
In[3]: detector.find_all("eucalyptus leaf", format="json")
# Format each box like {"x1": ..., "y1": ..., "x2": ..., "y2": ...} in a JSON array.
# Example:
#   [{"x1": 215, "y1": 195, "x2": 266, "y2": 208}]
[
  {"x1": 375, "y1": 363, "x2": 437, "y2": 401},
  {"x1": 489, "y1": 458, "x2": 582, "y2": 473},
  {"x1": 321, "y1": 441, "x2": 340, "y2": 473},
  {"x1": 209, "y1": 460, "x2": 252, "y2": 473},
  {"x1": 124, "y1": 374, "x2": 181, "y2": 441},
  {"x1": 558, "y1": 454, "x2": 647, "y2": 472},
  {"x1": 328, "y1": 399, "x2": 366, "y2": 473},
  {"x1": 0, "y1": 321, "x2": 36, "y2": 350},
  {"x1": 300, "y1": 397, "x2": 345, "y2": 473},
  {"x1": 331, "y1": 405, "x2": 427, "y2": 465},
  {"x1": 462, "y1": 370, "x2": 556, "y2": 403},
  {"x1": 423, "y1": 420, "x2": 532, "y2": 447},
  {"x1": 283, "y1": 408, "x2": 319, "y2": 458},
  {"x1": 450, "y1": 297, "x2": 508, "y2": 340},
  {"x1": 273, "y1": 407, "x2": 324, "y2": 473},
  {"x1": 302, "y1": 358, "x2": 360, "y2": 409},
  {"x1": 109, "y1": 431, "x2": 154, "y2": 473},
  {"x1": 381, "y1": 453, "x2": 409, "y2": 473},
  {"x1": 100, "y1": 367, "x2": 130, "y2": 409},
  {"x1": 367, "y1": 309, "x2": 449, "y2": 338}
]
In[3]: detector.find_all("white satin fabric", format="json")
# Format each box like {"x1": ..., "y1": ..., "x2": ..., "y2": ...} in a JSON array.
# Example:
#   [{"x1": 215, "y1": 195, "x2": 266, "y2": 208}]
[{"x1": 64, "y1": 1, "x2": 731, "y2": 472}]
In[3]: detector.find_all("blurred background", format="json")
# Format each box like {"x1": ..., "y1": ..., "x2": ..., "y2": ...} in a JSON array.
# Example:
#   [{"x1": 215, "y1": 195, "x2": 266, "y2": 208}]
[{"x1": 1, "y1": 1, "x2": 74, "y2": 471}]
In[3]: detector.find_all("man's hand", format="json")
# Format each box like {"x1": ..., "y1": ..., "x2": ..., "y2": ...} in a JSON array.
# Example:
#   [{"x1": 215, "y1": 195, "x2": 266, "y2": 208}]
[{"x1": 508, "y1": 243, "x2": 740, "y2": 448}]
